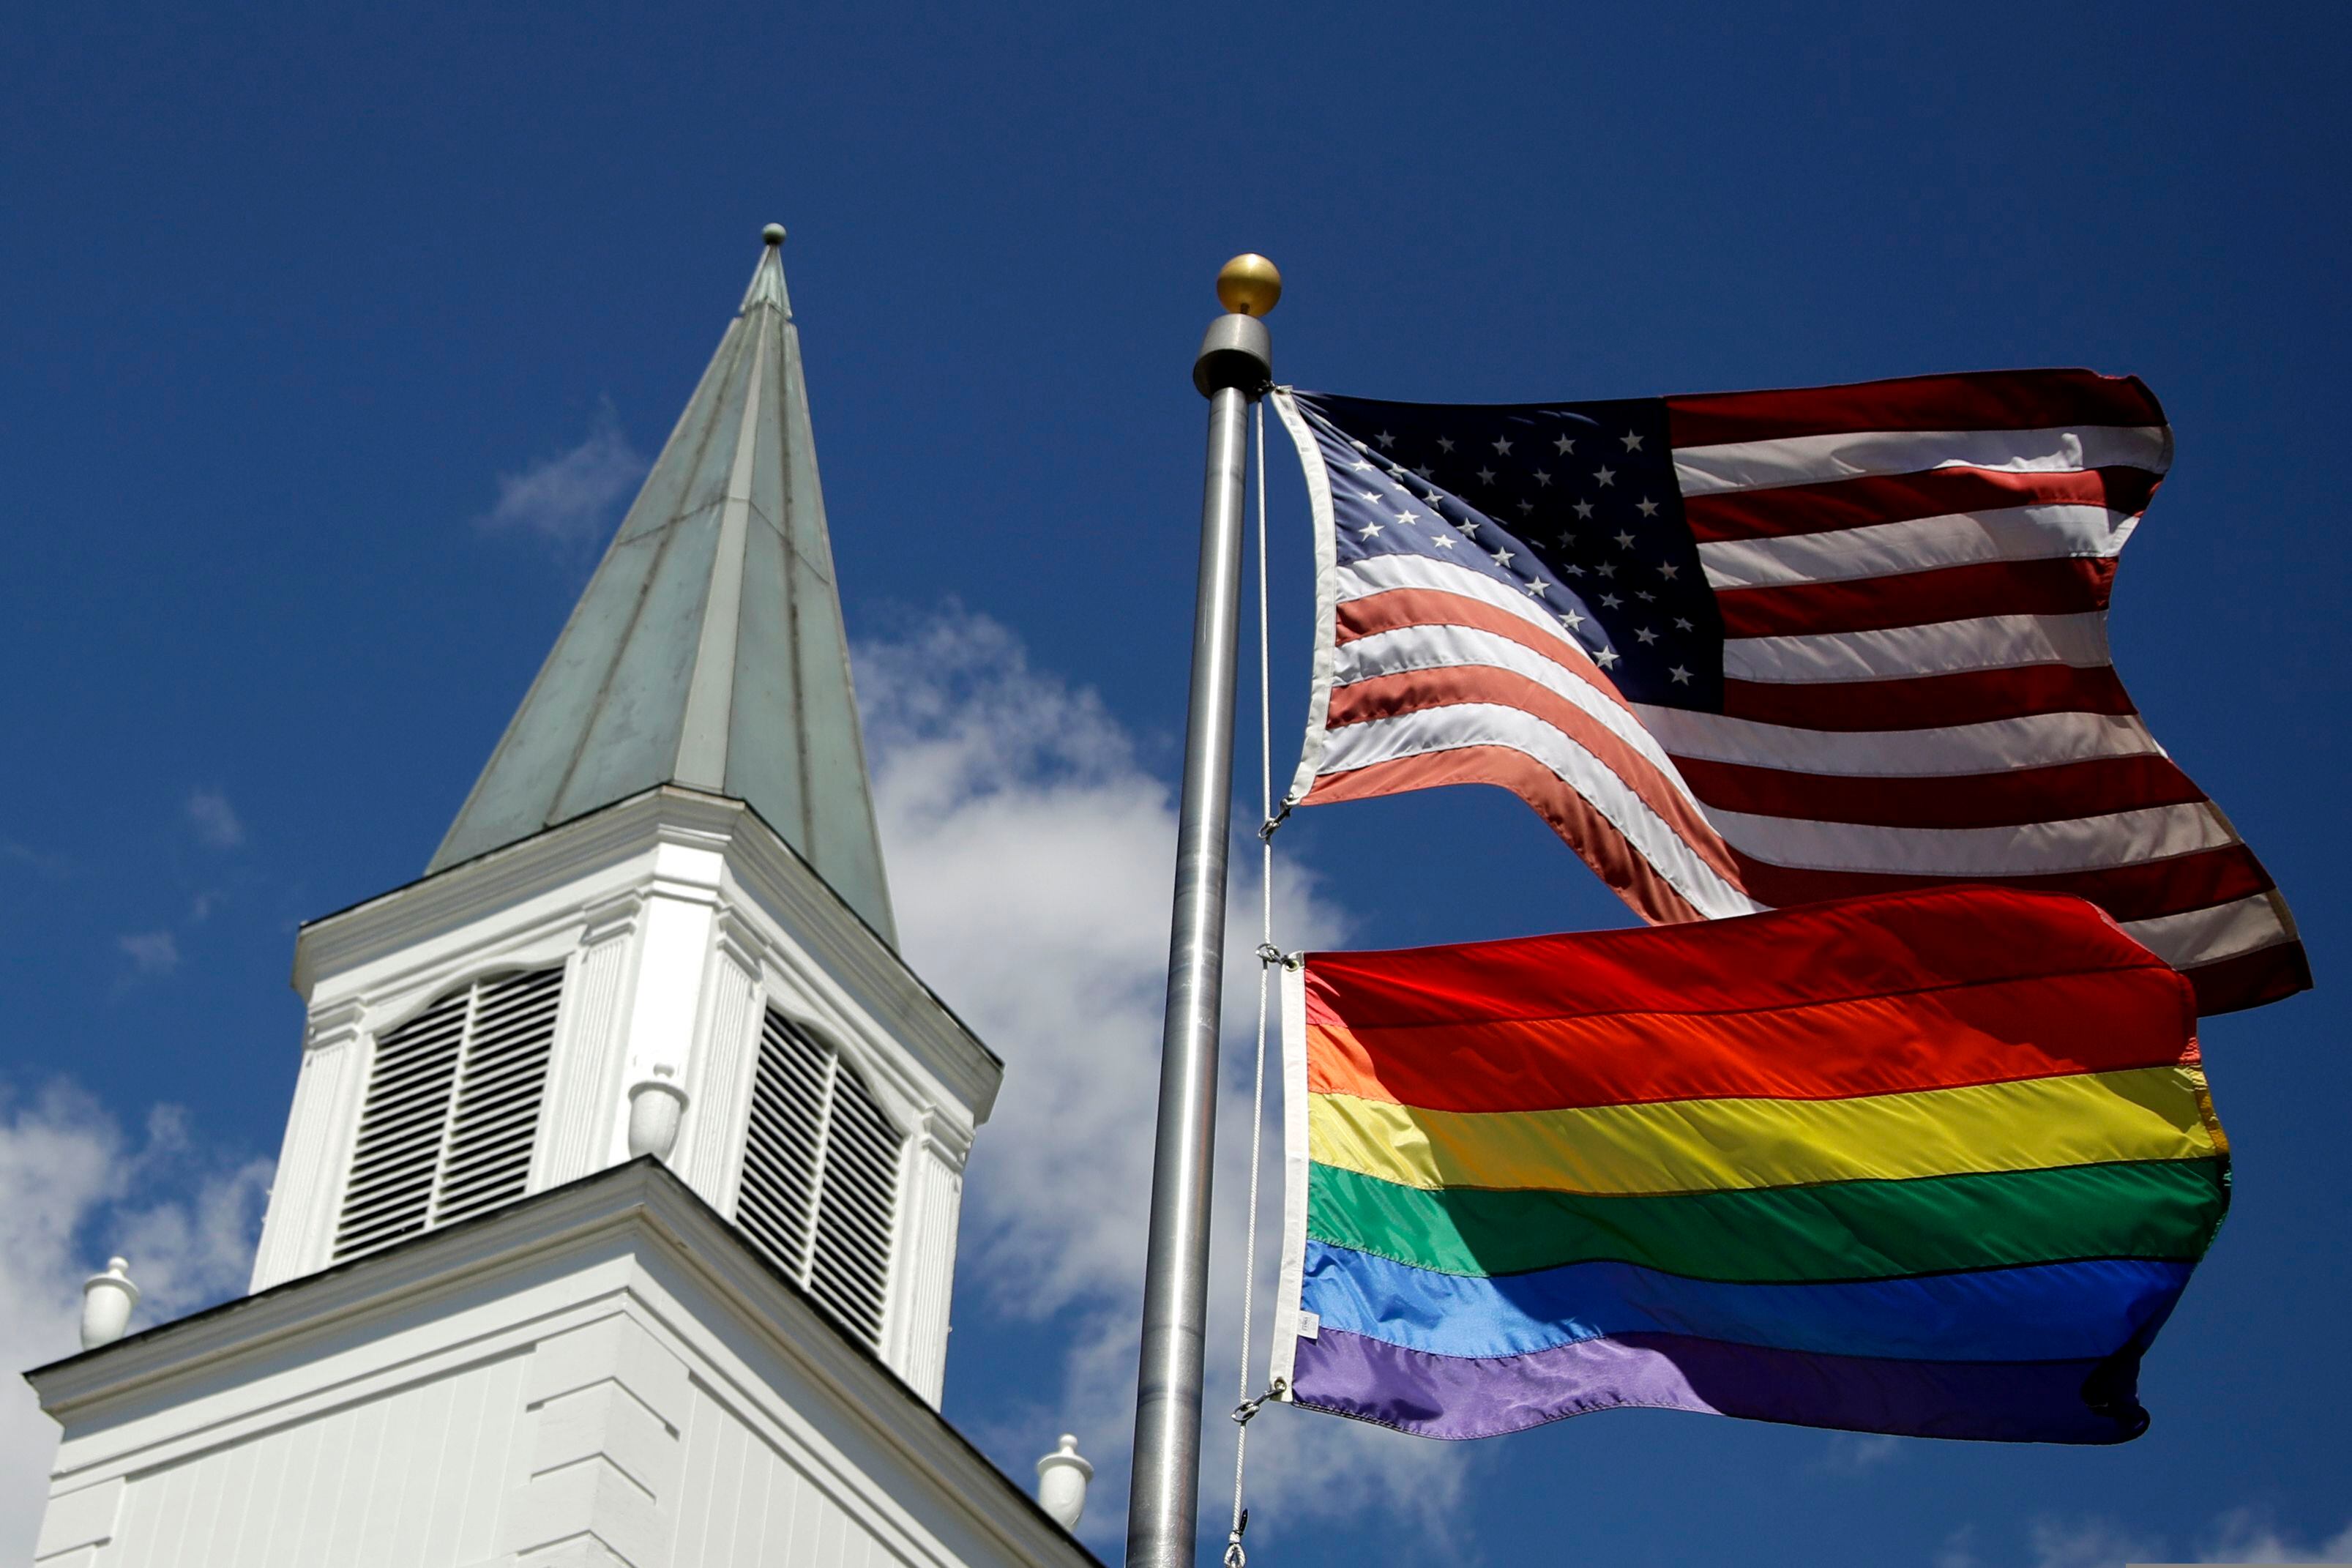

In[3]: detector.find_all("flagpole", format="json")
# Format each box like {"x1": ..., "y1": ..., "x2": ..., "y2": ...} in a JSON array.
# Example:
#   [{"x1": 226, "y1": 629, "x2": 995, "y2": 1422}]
[{"x1": 1127, "y1": 255, "x2": 1280, "y2": 1568}]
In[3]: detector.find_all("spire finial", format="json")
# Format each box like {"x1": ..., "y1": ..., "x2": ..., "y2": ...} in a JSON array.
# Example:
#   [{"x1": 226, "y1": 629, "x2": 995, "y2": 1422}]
[{"x1": 762, "y1": 222, "x2": 787, "y2": 247}]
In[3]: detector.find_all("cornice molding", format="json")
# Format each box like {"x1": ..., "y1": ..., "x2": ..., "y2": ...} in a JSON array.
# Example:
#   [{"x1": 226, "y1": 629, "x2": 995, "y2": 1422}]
[
  {"x1": 289, "y1": 790, "x2": 1001, "y2": 1119},
  {"x1": 27, "y1": 1161, "x2": 1097, "y2": 1568}
]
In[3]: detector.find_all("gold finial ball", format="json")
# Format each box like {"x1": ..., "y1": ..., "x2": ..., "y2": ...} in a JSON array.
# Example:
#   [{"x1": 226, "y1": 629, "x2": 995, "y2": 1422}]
[{"x1": 1216, "y1": 253, "x2": 1283, "y2": 317}]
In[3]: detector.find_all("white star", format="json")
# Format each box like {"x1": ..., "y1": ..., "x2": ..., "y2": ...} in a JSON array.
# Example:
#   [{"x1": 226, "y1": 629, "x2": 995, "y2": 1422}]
[
  {"x1": 1674, "y1": 616, "x2": 1694, "y2": 631},
  {"x1": 1423, "y1": 490, "x2": 1446, "y2": 504},
  {"x1": 1492, "y1": 435, "x2": 1515, "y2": 455},
  {"x1": 1636, "y1": 497, "x2": 1660, "y2": 518},
  {"x1": 1413, "y1": 465, "x2": 1436, "y2": 480},
  {"x1": 1359, "y1": 490, "x2": 1382, "y2": 501},
  {"x1": 1490, "y1": 547, "x2": 1515, "y2": 568},
  {"x1": 1458, "y1": 518, "x2": 1483, "y2": 537},
  {"x1": 1635, "y1": 627, "x2": 1660, "y2": 645},
  {"x1": 1558, "y1": 608, "x2": 1586, "y2": 630},
  {"x1": 1657, "y1": 562, "x2": 1679, "y2": 580},
  {"x1": 1555, "y1": 531, "x2": 1578, "y2": 549},
  {"x1": 1596, "y1": 561, "x2": 1616, "y2": 578},
  {"x1": 1621, "y1": 431, "x2": 1645, "y2": 452},
  {"x1": 1516, "y1": 499, "x2": 1535, "y2": 514},
  {"x1": 1427, "y1": 531, "x2": 1456, "y2": 550},
  {"x1": 1564, "y1": 563, "x2": 1586, "y2": 576},
  {"x1": 1523, "y1": 578, "x2": 1549, "y2": 597},
  {"x1": 1594, "y1": 646, "x2": 1621, "y2": 668},
  {"x1": 1573, "y1": 499, "x2": 1595, "y2": 519},
  {"x1": 1476, "y1": 466, "x2": 1498, "y2": 485},
  {"x1": 1436, "y1": 436, "x2": 1456, "y2": 453},
  {"x1": 1553, "y1": 433, "x2": 1575, "y2": 455},
  {"x1": 1394, "y1": 509, "x2": 1422, "y2": 523},
  {"x1": 1635, "y1": 590, "x2": 1656, "y2": 602},
  {"x1": 1594, "y1": 466, "x2": 1617, "y2": 487},
  {"x1": 1533, "y1": 468, "x2": 1554, "y2": 487},
  {"x1": 1613, "y1": 530, "x2": 1637, "y2": 549},
  {"x1": 1350, "y1": 460, "x2": 1373, "y2": 471},
  {"x1": 1669, "y1": 665, "x2": 1693, "y2": 684},
  {"x1": 1356, "y1": 520, "x2": 1384, "y2": 538},
  {"x1": 1350, "y1": 439, "x2": 1369, "y2": 451},
  {"x1": 1599, "y1": 592, "x2": 1624, "y2": 609},
  {"x1": 1375, "y1": 430, "x2": 1397, "y2": 448}
]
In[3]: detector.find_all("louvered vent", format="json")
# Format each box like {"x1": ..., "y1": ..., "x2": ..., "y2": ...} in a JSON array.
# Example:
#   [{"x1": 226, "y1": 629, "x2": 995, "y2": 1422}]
[
  {"x1": 737, "y1": 1008, "x2": 904, "y2": 1349},
  {"x1": 335, "y1": 966, "x2": 563, "y2": 1261}
]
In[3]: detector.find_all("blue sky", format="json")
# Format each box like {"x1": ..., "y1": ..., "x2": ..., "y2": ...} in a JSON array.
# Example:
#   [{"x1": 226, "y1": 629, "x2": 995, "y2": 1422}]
[{"x1": 2, "y1": 3, "x2": 2347, "y2": 1564}]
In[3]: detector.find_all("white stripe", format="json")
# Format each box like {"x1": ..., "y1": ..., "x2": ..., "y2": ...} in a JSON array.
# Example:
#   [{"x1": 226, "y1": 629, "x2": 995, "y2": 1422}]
[
  {"x1": 1698, "y1": 504, "x2": 2138, "y2": 591},
  {"x1": 1703, "y1": 801, "x2": 2237, "y2": 876},
  {"x1": 1335, "y1": 550, "x2": 1586, "y2": 652},
  {"x1": 1723, "y1": 612, "x2": 2112, "y2": 684},
  {"x1": 1320, "y1": 703, "x2": 1759, "y2": 918},
  {"x1": 1673, "y1": 425, "x2": 2171, "y2": 496},
  {"x1": 1274, "y1": 389, "x2": 1345, "y2": 806},
  {"x1": 1336, "y1": 624, "x2": 1696, "y2": 796},
  {"x1": 2121, "y1": 893, "x2": 2297, "y2": 971},
  {"x1": 1632, "y1": 705, "x2": 2166, "y2": 777}
]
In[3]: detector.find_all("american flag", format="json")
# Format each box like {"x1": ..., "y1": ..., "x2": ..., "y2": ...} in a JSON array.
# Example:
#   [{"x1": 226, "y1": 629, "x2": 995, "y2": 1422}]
[{"x1": 1272, "y1": 372, "x2": 2307, "y2": 1016}]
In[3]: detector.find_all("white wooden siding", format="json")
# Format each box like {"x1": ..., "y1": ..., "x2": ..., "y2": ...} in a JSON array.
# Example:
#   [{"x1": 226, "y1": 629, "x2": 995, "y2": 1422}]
[{"x1": 89, "y1": 1352, "x2": 526, "y2": 1567}]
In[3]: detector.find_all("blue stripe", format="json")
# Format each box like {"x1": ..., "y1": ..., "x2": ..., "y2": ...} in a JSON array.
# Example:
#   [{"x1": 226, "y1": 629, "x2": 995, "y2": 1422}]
[{"x1": 1301, "y1": 1240, "x2": 2192, "y2": 1363}]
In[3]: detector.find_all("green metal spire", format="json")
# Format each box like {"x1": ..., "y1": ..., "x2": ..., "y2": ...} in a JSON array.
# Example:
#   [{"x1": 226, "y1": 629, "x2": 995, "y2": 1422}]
[{"x1": 430, "y1": 226, "x2": 897, "y2": 942}]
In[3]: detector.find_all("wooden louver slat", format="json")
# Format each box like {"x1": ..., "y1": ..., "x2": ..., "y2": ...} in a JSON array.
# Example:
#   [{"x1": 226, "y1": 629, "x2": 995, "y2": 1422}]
[
  {"x1": 334, "y1": 965, "x2": 563, "y2": 1261},
  {"x1": 737, "y1": 1007, "x2": 904, "y2": 1351}
]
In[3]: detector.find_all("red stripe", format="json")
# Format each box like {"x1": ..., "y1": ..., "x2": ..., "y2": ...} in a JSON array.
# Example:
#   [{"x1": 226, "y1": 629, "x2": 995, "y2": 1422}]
[
  {"x1": 1665, "y1": 369, "x2": 2167, "y2": 448},
  {"x1": 1672, "y1": 752, "x2": 2208, "y2": 830},
  {"x1": 1303, "y1": 889, "x2": 2194, "y2": 1112},
  {"x1": 1720, "y1": 665, "x2": 2136, "y2": 730},
  {"x1": 1324, "y1": 667, "x2": 1744, "y2": 886},
  {"x1": 1716, "y1": 558, "x2": 2118, "y2": 638},
  {"x1": 2182, "y1": 941, "x2": 2314, "y2": 1016},
  {"x1": 1726, "y1": 843, "x2": 2277, "y2": 924},
  {"x1": 1336, "y1": 587, "x2": 1632, "y2": 714},
  {"x1": 1684, "y1": 466, "x2": 2160, "y2": 544},
  {"x1": 1306, "y1": 746, "x2": 1707, "y2": 925}
]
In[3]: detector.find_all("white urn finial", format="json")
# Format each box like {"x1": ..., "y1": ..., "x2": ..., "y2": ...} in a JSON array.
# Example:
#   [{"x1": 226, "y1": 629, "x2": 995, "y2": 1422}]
[
  {"x1": 80, "y1": 1258, "x2": 138, "y2": 1349},
  {"x1": 626, "y1": 1066, "x2": 688, "y2": 1162},
  {"x1": 1035, "y1": 1433, "x2": 1092, "y2": 1531}
]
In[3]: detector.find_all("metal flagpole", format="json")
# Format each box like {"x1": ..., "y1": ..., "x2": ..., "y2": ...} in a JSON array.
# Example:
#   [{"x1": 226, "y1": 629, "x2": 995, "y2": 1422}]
[{"x1": 1126, "y1": 254, "x2": 1280, "y2": 1568}]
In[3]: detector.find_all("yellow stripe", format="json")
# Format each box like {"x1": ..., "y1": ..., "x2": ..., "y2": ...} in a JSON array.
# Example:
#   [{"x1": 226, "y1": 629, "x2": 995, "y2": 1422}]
[{"x1": 1307, "y1": 1067, "x2": 2216, "y2": 1196}]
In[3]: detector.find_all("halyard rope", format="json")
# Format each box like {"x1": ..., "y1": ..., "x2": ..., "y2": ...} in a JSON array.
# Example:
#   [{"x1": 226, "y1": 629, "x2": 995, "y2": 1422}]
[{"x1": 1227, "y1": 397, "x2": 1280, "y2": 1568}]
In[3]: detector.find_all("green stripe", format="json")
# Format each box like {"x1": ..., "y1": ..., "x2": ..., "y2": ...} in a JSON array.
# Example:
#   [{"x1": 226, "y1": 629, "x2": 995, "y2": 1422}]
[{"x1": 1307, "y1": 1157, "x2": 2228, "y2": 1283}]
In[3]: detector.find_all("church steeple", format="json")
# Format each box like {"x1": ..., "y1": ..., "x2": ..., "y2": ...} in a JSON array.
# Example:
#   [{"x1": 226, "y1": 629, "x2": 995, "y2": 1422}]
[
  {"x1": 20, "y1": 228, "x2": 1089, "y2": 1568},
  {"x1": 431, "y1": 225, "x2": 896, "y2": 944}
]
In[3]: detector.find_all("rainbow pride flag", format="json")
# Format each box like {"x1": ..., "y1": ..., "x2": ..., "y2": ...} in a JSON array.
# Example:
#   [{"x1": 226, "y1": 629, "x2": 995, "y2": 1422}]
[{"x1": 1268, "y1": 887, "x2": 2228, "y2": 1444}]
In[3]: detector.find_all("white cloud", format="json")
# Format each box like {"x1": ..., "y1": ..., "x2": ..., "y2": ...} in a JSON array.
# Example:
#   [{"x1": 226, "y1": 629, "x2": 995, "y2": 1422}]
[
  {"x1": 0, "y1": 1083, "x2": 271, "y2": 1561},
  {"x1": 116, "y1": 930, "x2": 179, "y2": 976},
  {"x1": 2195, "y1": 1509, "x2": 2352, "y2": 1563},
  {"x1": 1935, "y1": 1526, "x2": 1982, "y2": 1568},
  {"x1": 1944, "y1": 1509, "x2": 2352, "y2": 1568},
  {"x1": 2029, "y1": 1516, "x2": 2165, "y2": 1568},
  {"x1": 863, "y1": 607, "x2": 1478, "y2": 1556},
  {"x1": 1817, "y1": 1432, "x2": 1904, "y2": 1474},
  {"x1": 480, "y1": 398, "x2": 646, "y2": 550},
  {"x1": 184, "y1": 788, "x2": 244, "y2": 849}
]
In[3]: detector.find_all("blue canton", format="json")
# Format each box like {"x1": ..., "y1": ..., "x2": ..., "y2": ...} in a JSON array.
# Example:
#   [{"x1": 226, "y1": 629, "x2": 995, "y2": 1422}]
[{"x1": 1295, "y1": 391, "x2": 1722, "y2": 710}]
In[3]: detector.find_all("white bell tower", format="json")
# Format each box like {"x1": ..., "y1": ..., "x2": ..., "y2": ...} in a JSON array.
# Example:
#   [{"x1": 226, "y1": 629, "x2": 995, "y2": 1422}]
[{"x1": 23, "y1": 229, "x2": 1089, "y2": 1568}]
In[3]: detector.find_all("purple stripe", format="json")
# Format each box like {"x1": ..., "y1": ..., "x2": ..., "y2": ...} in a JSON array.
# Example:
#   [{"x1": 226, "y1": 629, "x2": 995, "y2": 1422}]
[{"x1": 1291, "y1": 1327, "x2": 2149, "y2": 1444}]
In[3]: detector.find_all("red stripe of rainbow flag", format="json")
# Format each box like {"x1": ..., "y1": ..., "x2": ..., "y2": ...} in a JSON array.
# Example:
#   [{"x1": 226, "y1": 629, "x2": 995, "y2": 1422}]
[{"x1": 1268, "y1": 886, "x2": 2227, "y2": 1443}]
